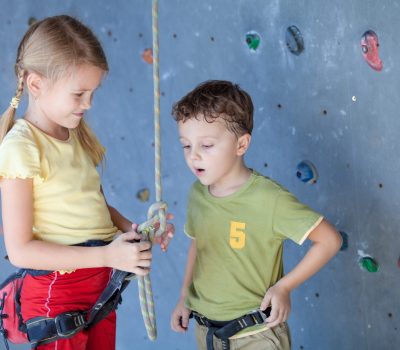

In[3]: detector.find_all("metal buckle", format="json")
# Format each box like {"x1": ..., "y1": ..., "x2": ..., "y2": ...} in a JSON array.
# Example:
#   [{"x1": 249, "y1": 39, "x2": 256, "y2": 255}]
[
  {"x1": 249, "y1": 309, "x2": 267, "y2": 324},
  {"x1": 55, "y1": 313, "x2": 85, "y2": 337}
]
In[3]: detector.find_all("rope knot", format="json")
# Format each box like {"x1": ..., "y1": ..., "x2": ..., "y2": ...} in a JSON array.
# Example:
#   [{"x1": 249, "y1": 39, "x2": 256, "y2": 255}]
[{"x1": 137, "y1": 201, "x2": 167, "y2": 242}]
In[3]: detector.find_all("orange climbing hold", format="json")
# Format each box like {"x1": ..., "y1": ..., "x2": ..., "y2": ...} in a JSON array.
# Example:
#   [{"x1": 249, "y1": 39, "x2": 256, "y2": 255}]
[{"x1": 142, "y1": 48, "x2": 153, "y2": 64}]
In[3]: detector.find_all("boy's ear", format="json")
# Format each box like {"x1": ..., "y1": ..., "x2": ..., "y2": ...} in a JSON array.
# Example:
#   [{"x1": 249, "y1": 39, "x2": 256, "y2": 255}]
[
  {"x1": 237, "y1": 133, "x2": 251, "y2": 156},
  {"x1": 26, "y1": 72, "x2": 44, "y2": 98}
]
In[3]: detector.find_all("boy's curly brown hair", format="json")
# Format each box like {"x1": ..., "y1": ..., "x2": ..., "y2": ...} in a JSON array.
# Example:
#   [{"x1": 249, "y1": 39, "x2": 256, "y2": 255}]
[{"x1": 171, "y1": 80, "x2": 253, "y2": 136}]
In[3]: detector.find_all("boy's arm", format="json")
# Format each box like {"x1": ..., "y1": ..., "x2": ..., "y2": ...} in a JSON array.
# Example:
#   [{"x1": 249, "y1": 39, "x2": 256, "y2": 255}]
[
  {"x1": 261, "y1": 219, "x2": 342, "y2": 327},
  {"x1": 171, "y1": 239, "x2": 196, "y2": 332}
]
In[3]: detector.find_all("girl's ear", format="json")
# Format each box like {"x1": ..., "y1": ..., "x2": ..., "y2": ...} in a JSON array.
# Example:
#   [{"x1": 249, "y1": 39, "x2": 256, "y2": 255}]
[
  {"x1": 26, "y1": 72, "x2": 44, "y2": 98},
  {"x1": 237, "y1": 133, "x2": 251, "y2": 156}
]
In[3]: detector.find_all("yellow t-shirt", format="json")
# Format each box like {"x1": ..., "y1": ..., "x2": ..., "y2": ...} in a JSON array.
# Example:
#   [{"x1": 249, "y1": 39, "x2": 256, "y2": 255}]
[{"x1": 0, "y1": 119, "x2": 118, "y2": 245}]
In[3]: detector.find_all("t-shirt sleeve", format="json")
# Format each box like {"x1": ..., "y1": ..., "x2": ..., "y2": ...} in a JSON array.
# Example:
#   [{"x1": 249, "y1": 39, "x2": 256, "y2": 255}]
[
  {"x1": 0, "y1": 136, "x2": 43, "y2": 182},
  {"x1": 183, "y1": 186, "x2": 196, "y2": 239},
  {"x1": 272, "y1": 188, "x2": 323, "y2": 244}
]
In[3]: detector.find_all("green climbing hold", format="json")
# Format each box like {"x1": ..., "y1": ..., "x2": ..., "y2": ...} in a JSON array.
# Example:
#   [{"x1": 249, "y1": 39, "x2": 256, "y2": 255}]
[
  {"x1": 359, "y1": 256, "x2": 379, "y2": 273},
  {"x1": 246, "y1": 32, "x2": 260, "y2": 51}
]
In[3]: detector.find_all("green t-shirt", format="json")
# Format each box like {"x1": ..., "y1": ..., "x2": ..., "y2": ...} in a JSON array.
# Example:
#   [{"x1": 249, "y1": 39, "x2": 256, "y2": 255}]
[{"x1": 185, "y1": 170, "x2": 322, "y2": 321}]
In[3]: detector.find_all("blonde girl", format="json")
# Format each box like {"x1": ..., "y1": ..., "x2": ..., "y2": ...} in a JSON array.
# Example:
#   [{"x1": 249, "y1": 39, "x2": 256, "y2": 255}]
[{"x1": 0, "y1": 15, "x2": 172, "y2": 350}]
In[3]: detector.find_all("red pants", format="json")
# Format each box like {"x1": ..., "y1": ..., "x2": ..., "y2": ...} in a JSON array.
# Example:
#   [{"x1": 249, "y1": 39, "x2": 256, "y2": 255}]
[{"x1": 21, "y1": 267, "x2": 116, "y2": 350}]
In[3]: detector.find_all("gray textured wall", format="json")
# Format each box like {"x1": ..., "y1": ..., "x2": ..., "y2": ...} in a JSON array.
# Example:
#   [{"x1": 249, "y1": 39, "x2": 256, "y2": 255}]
[{"x1": 0, "y1": 1, "x2": 399, "y2": 349}]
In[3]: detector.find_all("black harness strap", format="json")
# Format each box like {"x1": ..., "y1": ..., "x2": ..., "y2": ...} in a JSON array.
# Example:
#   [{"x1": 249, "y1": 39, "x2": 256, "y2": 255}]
[
  {"x1": 193, "y1": 308, "x2": 271, "y2": 350},
  {"x1": 25, "y1": 269, "x2": 134, "y2": 348},
  {"x1": 23, "y1": 240, "x2": 135, "y2": 348}
]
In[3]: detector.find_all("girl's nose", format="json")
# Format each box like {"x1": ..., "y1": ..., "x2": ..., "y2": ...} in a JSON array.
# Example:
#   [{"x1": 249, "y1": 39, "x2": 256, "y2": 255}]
[{"x1": 81, "y1": 95, "x2": 93, "y2": 110}]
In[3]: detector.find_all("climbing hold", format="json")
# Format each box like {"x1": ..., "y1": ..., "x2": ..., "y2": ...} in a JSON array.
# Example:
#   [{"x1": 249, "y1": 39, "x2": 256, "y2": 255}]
[
  {"x1": 361, "y1": 30, "x2": 383, "y2": 71},
  {"x1": 359, "y1": 256, "x2": 379, "y2": 273},
  {"x1": 339, "y1": 231, "x2": 349, "y2": 251},
  {"x1": 142, "y1": 48, "x2": 153, "y2": 64},
  {"x1": 245, "y1": 31, "x2": 261, "y2": 51},
  {"x1": 136, "y1": 188, "x2": 150, "y2": 202},
  {"x1": 286, "y1": 25, "x2": 304, "y2": 55},
  {"x1": 28, "y1": 17, "x2": 37, "y2": 26},
  {"x1": 296, "y1": 160, "x2": 318, "y2": 184}
]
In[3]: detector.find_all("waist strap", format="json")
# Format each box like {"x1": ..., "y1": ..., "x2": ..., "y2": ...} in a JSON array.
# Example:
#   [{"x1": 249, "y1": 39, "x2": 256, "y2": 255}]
[
  {"x1": 193, "y1": 308, "x2": 271, "y2": 350},
  {"x1": 24, "y1": 240, "x2": 134, "y2": 348}
]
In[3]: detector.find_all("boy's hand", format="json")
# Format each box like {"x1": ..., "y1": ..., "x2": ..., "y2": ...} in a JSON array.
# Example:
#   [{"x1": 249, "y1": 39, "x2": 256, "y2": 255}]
[
  {"x1": 171, "y1": 297, "x2": 191, "y2": 332},
  {"x1": 260, "y1": 282, "x2": 291, "y2": 328},
  {"x1": 152, "y1": 213, "x2": 175, "y2": 252}
]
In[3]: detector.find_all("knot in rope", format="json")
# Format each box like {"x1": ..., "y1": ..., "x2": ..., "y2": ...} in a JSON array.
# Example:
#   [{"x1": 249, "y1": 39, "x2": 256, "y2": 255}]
[{"x1": 137, "y1": 201, "x2": 167, "y2": 241}]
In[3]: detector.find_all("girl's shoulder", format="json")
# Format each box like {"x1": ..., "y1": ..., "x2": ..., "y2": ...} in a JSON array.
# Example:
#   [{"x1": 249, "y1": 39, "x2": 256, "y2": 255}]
[{"x1": 2, "y1": 119, "x2": 36, "y2": 146}]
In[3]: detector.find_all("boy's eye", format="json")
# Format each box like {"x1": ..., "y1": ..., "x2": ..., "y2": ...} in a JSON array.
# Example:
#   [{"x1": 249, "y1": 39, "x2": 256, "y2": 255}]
[
  {"x1": 74, "y1": 92, "x2": 84, "y2": 97},
  {"x1": 182, "y1": 145, "x2": 191, "y2": 149},
  {"x1": 203, "y1": 144, "x2": 213, "y2": 148}
]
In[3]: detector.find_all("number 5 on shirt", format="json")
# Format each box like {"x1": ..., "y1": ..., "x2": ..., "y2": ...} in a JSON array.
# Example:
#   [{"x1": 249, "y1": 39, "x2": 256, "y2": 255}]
[{"x1": 229, "y1": 221, "x2": 246, "y2": 249}]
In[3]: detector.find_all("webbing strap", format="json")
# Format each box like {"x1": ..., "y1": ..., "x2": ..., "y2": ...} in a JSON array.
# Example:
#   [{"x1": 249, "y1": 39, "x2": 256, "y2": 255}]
[
  {"x1": 193, "y1": 308, "x2": 271, "y2": 350},
  {"x1": 27, "y1": 312, "x2": 86, "y2": 347},
  {"x1": 25, "y1": 269, "x2": 133, "y2": 347}
]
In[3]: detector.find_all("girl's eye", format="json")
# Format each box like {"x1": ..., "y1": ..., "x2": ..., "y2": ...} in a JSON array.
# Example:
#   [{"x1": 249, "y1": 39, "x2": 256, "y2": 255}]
[
  {"x1": 74, "y1": 92, "x2": 84, "y2": 97},
  {"x1": 203, "y1": 145, "x2": 213, "y2": 148},
  {"x1": 182, "y1": 145, "x2": 190, "y2": 149}
]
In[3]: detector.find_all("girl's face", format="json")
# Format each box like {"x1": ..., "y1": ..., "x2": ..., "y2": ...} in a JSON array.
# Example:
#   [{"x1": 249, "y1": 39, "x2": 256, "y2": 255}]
[{"x1": 34, "y1": 64, "x2": 104, "y2": 134}]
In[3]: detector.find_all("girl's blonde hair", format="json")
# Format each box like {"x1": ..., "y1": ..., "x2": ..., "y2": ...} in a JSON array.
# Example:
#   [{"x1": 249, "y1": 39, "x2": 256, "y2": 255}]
[{"x1": 0, "y1": 15, "x2": 108, "y2": 165}]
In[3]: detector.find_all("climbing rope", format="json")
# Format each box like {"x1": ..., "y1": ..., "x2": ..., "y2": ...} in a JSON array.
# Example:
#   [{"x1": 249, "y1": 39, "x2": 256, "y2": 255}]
[{"x1": 136, "y1": 0, "x2": 166, "y2": 341}]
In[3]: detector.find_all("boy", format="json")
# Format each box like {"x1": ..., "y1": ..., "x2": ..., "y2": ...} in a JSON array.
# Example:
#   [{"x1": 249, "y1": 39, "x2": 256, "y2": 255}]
[{"x1": 170, "y1": 80, "x2": 342, "y2": 350}]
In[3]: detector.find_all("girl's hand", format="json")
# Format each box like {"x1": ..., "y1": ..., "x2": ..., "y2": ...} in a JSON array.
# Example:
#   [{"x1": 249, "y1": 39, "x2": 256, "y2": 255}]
[
  {"x1": 152, "y1": 213, "x2": 175, "y2": 252},
  {"x1": 260, "y1": 281, "x2": 291, "y2": 328},
  {"x1": 171, "y1": 297, "x2": 191, "y2": 332},
  {"x1": 106, "y1": 226, "x2": 152, "y2": 275}
]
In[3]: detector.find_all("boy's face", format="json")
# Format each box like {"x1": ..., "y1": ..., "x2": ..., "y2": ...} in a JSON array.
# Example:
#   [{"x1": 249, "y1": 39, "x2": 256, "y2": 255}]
[{"x1": 178, "y1": 117, "x2": 249, "y2": 189}]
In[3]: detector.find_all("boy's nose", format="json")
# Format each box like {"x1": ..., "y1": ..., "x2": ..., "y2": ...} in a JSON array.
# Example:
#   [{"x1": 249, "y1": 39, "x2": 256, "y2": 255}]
[{"x1": 189, "y1": 148, "x2": 201, "y2": 160}]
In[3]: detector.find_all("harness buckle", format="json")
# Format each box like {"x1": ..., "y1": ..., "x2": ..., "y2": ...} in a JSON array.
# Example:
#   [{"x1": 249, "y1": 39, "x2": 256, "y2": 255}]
[
  {"x1": 249, "y1": 309, "x2": 268, "y2": 324},
  {"x1": 55, "y1": 312, "x2": 86, "y2": 338}
]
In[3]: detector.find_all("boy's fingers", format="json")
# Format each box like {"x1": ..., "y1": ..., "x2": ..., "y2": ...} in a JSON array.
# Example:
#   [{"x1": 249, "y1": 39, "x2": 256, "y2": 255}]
[
  {"x1": 260, "y1": 294, "x2": 271, "y2": 311},
  {"x1": 265, "y1": 305, "x2": 279, "y2": 323},
  {"x1": 180, "y1": 313, "x2": 190, "y2": 329}
]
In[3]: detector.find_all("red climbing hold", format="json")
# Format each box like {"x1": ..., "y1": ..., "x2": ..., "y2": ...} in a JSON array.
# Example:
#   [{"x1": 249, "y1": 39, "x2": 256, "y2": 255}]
[{"x1": 361, "y1": 30, "x2": 383, "y2": 71}]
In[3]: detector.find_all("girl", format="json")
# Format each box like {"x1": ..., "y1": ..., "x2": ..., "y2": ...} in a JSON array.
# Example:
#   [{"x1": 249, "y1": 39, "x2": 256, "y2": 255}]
[{"x1": 0, "y1": 15, "x2": 173, "y2": 350}]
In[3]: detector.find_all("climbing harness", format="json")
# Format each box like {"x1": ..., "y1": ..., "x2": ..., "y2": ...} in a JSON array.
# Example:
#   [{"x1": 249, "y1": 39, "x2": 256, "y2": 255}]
[
  {"x1": 192, "y1": 308, "x2": 271, "y2": 350},
  {"x1": 0, "y1": 241, "x2": 132, "y2": 349}
]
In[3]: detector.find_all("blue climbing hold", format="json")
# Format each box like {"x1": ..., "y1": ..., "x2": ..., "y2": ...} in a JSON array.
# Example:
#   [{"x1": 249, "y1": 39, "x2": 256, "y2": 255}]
[
  {"x1": 339, "y1": 231, "x2": 349, "y2": 251},
  {"x1": 296, "y1": 160, "x2": 318, "y2": 184},
  {"x1": 286, "y1": 25, "x2": 304, "y2": 55}
]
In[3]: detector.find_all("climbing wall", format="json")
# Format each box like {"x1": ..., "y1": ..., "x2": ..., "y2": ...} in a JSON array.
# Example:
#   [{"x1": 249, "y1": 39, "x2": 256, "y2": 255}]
[{"x1": 0, "y1": 0, "x2": 399, "y2": 349}]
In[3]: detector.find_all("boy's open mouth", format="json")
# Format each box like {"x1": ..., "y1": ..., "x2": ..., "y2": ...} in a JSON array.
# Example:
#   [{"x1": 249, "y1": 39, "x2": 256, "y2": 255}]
[{"x1": 195, "y1": 168, "x2": 205, "y2": 175}]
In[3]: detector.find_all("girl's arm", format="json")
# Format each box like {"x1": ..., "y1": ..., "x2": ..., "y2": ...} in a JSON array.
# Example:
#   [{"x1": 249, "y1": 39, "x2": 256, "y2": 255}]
[
  {"x1": 261, "y1": 219, "x2": 342, "y2": 327},
  {"x1": 171, "y1": 239, "x2": 196, "y2": 332},
  {"x1": 1, "y1": 178, "x2": 152, "y2": 274},
  {"x1": 101, "y1": 186, "x2": 133, "y2": 232},
  {"x1": 101, "y1": 186, "x2": 174, "y2": 251}
]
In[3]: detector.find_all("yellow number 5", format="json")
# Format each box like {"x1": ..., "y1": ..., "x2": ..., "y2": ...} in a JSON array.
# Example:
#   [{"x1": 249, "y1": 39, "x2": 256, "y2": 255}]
[{"x1": 230, "y1": 221, "x2": 246, "y2": 249}]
